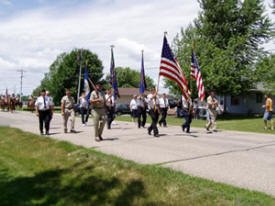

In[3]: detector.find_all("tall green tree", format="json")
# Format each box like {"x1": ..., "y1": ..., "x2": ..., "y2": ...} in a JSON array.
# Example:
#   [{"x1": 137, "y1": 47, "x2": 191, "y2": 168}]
[
  {"x1": 255, "y1": 54, "x2": 275, "y2": 94},
  {"x1": 33, "y1": 49, "x2": 104, "y2": 105},
  {"x1": 166, "y1": 0, "x2": 273, "y2": 97},
  {"x1": 105, "y1": 67, "x2": 155, "y2": 89}
]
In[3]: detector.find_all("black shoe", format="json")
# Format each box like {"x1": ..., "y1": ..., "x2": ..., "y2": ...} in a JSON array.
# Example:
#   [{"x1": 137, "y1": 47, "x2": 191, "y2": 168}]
[
  {"x1": 182, "y1": 125, "x2": 186, "y2": 132},
  {"x1": 147, "y1": 128, "x2": 152, "y2": 135},
  {"x1": 70, "y1": 130, "x2": 77, "y2": 133},
  {"x1": 186, "y1": 131, "x2": 190, "y2": 134},
  {"x1": 159, "y1": 122, "x2": 162, "y2": 127},
  {"x1": 40, "y1": 132, "x2": 44, "y2": 136},
  {"x1": 46, "y1": 131, "x2": 50, "y2": 136},
  {"x1": 99, "y1": 135, "x2": 103, "y2": 141}
]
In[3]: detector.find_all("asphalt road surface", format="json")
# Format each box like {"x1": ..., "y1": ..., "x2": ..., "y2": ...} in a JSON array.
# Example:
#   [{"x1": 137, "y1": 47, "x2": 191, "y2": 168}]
[{"x1": 1, "y1": 111, "x2": 274, "y2": 196}]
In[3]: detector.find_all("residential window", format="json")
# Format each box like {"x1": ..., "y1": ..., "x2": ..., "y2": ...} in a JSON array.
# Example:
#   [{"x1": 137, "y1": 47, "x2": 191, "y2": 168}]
[
  {"x1": 256, "y1": 93, "x2": 263, "y2": 103},
  {"x1": 231, "y1": 96, "x2": 240, "y2": 106}
]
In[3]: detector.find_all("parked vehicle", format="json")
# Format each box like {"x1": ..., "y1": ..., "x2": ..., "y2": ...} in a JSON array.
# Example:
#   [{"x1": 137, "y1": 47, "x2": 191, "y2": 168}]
[{"x1": 116, "y1": 104, "x2": 131, "y2": 115}]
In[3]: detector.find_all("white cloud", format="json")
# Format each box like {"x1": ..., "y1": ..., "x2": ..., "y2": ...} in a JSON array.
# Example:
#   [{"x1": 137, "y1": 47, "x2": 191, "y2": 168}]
[
  {"x1": 0, "y1": 0, "x2": 273, "y2": 95},
  {"x1": 0, "y1": 0, "x2": 12, "y2": 6}
]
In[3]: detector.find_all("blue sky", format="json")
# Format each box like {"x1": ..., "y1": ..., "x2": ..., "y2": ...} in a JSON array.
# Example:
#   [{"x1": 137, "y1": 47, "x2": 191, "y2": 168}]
[{"x1": 0, "y1": 0, "x2": 274, "y2": 95}]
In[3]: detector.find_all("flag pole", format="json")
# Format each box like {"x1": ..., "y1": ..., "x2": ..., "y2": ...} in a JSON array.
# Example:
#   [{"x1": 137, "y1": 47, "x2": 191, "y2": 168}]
[
  {"x1": 141, "y1": 49, "x2": 144, "y2": 94},
  {"x1": 77, "y1": 49, "x2": 83, "y2": 104},
  {"x1": 157, "y1": 31, "x2": 167, "y2": 94},
  {"x1": 190, "y1": 41, "x2": 194, "y2": 99},
  {"x1": 110, "y1": 45, "x2": 115, "y2": 96}
]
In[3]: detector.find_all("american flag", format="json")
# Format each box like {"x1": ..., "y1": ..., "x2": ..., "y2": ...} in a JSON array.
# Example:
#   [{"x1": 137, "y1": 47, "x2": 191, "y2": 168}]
[
  {"x1": 190, "y1": 50, "x2": 205, "y2": 101},
  {"x1": 159, "y1": 35, "x2": 190, "y2": 99}
]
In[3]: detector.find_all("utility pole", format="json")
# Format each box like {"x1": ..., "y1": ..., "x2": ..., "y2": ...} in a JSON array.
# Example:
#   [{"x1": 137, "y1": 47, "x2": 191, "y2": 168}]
[{"x1": 17, "y1": 69, "x2": 26, "y2": 102}]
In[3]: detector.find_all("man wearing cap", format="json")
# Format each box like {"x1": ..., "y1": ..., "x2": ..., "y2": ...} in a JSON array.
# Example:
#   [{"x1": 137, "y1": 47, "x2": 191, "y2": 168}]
[
  {"x1": 137, "y1": 94, "x2": 147, "y2": 128},
  {"x1": 147, "y1": 88, "x2": 160, "y2": 137},
  {"x1": 61, "y1": 88, "x2": 76, "y2": 133},
  {"x1": 89, "y1": 81, "x2": 106, "y2": 142},
  {"x1": 35, "y1": 89, "x2": 54, "y2": 135},
  {"x1": 159, "y1": 93, "x2": 169, "y2": 127},
  {"x1": 46, "y1": 91, "x2": 54, "y2": 123},
  {"x1": 105, "y1": 88, "x2": 116, "y2": 129}
]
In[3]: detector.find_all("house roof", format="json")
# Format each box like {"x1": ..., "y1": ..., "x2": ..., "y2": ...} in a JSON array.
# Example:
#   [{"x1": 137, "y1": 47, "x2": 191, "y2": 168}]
[
  {"x1": 118, "y1": 88, "x2": 150, "y2": 96},
  {"x1": 117, "y1": 88, "x2": 173, "y2": 98}
]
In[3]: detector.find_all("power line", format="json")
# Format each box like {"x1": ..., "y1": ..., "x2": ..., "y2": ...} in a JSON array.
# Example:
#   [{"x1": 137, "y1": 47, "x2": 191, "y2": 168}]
[{"x1": 17, "y1": 69, "x2": 26, "y2": 102}]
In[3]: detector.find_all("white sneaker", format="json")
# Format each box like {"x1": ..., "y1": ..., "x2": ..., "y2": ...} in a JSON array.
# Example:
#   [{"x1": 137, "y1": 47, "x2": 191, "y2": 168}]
[
  {"x1": 85, "y1": 122, "x2": 88, "y2": 126},
  {"x1": 82, "y1": 124, "x2": 85, "y2": 127}
]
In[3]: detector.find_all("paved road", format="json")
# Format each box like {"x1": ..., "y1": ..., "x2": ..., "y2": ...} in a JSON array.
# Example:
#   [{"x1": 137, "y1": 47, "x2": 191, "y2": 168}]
[{"x1": 1, "y1": 111, "x2": 275, "y2": 196}]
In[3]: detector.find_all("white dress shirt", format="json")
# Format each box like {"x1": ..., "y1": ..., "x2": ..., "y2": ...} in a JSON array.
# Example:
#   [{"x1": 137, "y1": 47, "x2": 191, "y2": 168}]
[
  {"x1": 137, "y1": 98, "x2": 145, "y2": 108},
  {"x1": 147, "y1": 94, "x2": 159, "y2": 110},
  {"x1": 182, "y1": 95, "x2": 192, "y2": 109},
  {"x1": 35, "y1": 96, "x2": 53, "y2": 111},
  {"x1": 130, "y1": 99, "x2": 138, "y2": 110},
  {"x1": 79, "y1": 96, "x2": 88, "y2": 108},
  {"x1": 159, "y1": 97, "x2": 169, "y2": 108},
  {"x1": 105, "y1": 94, "x2": 115, "y2": 107}
]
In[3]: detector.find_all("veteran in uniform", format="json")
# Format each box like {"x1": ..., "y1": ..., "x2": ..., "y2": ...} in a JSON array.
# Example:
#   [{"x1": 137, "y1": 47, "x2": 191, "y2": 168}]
[
  {"x1": 89, "y1": 81, "x2": 106, "y2": 142},
  {"x1": 61, "y1": 88, "x2": 76, "y2": 133},
  {"x1": 206, "y1": 91, "x2": 219, "y2": 132},
  {"x1": 147, "y1": 88, "x2": 160, "y2": 137}
]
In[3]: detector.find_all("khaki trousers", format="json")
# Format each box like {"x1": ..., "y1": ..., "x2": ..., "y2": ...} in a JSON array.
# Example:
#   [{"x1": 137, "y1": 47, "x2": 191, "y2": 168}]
[
  {"x1": 92, "y1": 108, "x2": 106, "y2": 138},
  {"x1": 63, "y1": 109, "x2": 75, "y2": 131},
  {"x1": 206, "y1": 109, "x2": 217, "y2": 130}
]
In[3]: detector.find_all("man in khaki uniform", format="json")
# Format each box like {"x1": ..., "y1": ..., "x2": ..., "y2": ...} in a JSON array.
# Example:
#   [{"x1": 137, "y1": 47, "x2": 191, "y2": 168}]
[
  {"x1": 206, "y1": 91, "x2": 219, "y2": 132},
  {"x1": 61, "y1": 88, "x2": 76, "y2": 133},
  {"x1": 89, "y1": 82, "x2": 106, "y2": 142}
]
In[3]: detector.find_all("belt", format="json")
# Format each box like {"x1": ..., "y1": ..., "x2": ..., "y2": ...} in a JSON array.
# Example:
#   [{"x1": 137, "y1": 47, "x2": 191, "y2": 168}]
[{"x1": 39, "y1": 109, "x2": 50, "y2": 112}]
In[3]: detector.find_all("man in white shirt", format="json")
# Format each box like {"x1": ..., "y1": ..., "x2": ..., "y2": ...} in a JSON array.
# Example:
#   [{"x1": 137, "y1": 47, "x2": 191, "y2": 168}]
[
  {"x1": 105, "y1": 89, "x2": 116, "y2": 129},
  {"x1": 147, "y1": 88, "x2": 160, "y2": 137},
  {"x1": 158, "y1": 93, "x2": 169, "y2": 127},
  {"x1": 130, "y1": 95, "x2": 138, "y2": 123},
  {"x1": 46, "y1": 91, "x2": 54, "y2": 123},
  {"x1": 181, "y1": 95, "x2": 193, "y2": 133},
  {"x1": 35, "y1": 89, "x2": 54, "y2": 135},
  {"x1": 79, "y1": 91, "x2": 89, "y2": 126},
  {"x1": 137, "y1": 94, "x2": 147, "y2": 128}
]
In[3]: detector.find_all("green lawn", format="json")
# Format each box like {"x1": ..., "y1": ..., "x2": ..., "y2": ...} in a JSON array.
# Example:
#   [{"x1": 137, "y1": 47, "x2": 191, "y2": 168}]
[
  {"x1": 0, "y1": 127, "x2": 274, "y2": 206},
  {"x1": 116, "y1": 115, "x2": 275, "y2": 134}
]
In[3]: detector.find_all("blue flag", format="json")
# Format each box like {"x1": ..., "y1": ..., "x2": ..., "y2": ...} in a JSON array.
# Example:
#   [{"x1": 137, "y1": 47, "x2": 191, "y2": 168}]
[
  {"x1": 109, "y1": 47, "x2": 119, "y2": 99},
  {"x1": 83, "y1": 62, "x2": 90, "y2": 105},
  {"x1": 139, "y1": 51, "x2": 147, "y2": 94}
]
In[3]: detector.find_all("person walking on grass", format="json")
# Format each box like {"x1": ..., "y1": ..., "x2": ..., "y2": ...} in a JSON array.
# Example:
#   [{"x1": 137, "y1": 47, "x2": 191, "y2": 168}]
[
  {"x1": 35, "y1": 89, "x2": 54, "y2": 135},
  {"x1": 89, "y1": 81, "x2": 106, "y2": 142},
  {"x1": 130, "y1": 95, "x2": 138, "y2": 124},
  {"x1": 159, "y1": 93, "x2": 169, "y2": 127},
  {"x1": 263, "y1": 94, "x2": 274, "y2": 130},
  {"x1": 79, "y1": 91, "x2": 89, "y2": 126},
  {"x1": 61, "y1": 88, "x2": 76, "y2": 133}
]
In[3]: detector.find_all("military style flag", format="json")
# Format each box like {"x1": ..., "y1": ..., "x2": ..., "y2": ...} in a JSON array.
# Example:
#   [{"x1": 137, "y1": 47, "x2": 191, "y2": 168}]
[
  {"x1": 159, "y1": 35, "x2": 190, "y2": 99},
  {"x1": 83, "y1": 61, "x2": 91, "y2": 104},
  {"x1": 109, "y1": 46, "x2": 120, "y2": 99},
  {"x1": 139, "y1": 50, "x2": 147, "y2": 94},
  {"x1": 190, "y1": 50, "x2": 205, "y2": 101}
]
